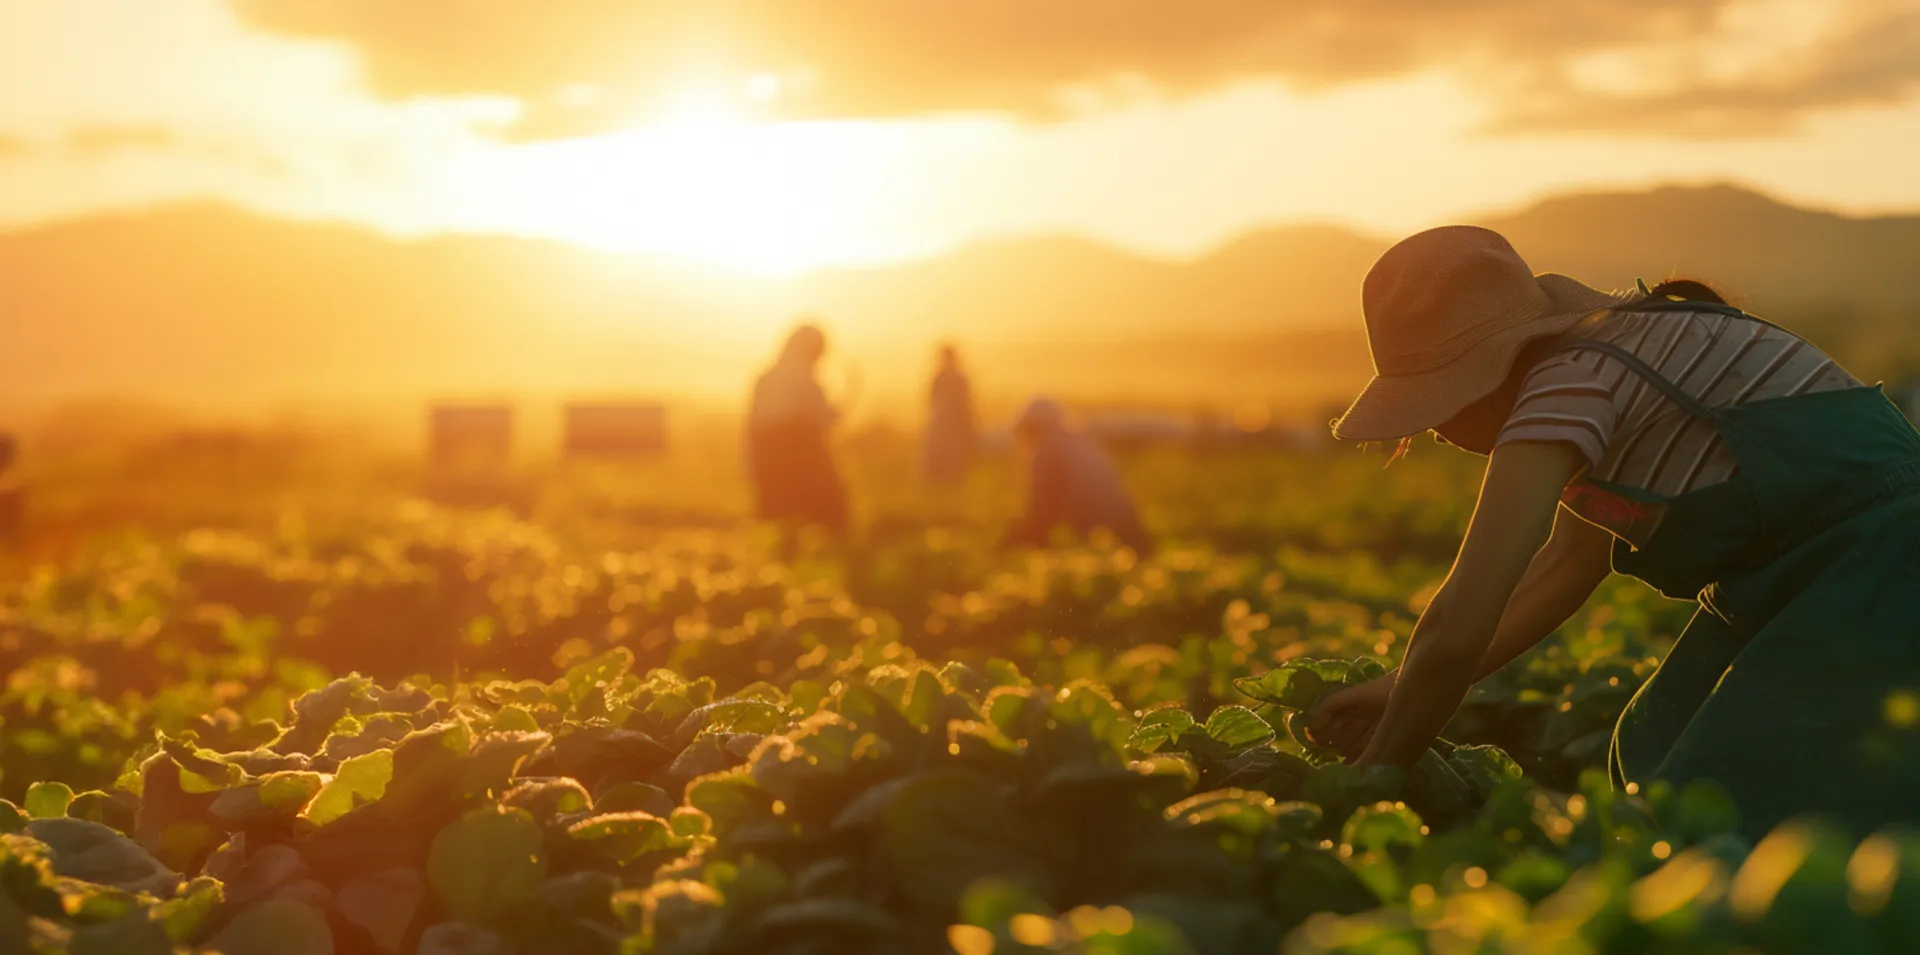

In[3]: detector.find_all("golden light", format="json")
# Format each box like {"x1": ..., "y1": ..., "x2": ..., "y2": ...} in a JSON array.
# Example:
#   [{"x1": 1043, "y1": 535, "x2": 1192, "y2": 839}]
[
  {"x1": 742, "y1": 73, "x2": 783, "y2": 103},
  {"x1": 448, "y1": 89, "x2": 922, "y2": 276}
]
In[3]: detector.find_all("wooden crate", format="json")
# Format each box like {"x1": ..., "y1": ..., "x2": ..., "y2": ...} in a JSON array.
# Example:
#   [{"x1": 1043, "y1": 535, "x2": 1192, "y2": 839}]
[{"x1": 428, "y1": 404, "x2": 513, "y2": 472}]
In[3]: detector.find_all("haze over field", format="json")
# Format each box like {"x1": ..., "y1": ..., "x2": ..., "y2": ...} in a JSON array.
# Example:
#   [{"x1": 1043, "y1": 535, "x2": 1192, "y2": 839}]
[
  {"x1": 5, "y1": 184, "x2": 1920, "y2": 424},
  {"x1": 5, "y1": 0, "x2": 1920, "y2": 430}
]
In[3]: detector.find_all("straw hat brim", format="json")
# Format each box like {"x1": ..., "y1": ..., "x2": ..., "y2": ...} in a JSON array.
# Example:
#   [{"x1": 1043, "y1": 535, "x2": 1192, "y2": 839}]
[{"x1": 1332, "y1": 274, "x2": 1636, "y2": 443}]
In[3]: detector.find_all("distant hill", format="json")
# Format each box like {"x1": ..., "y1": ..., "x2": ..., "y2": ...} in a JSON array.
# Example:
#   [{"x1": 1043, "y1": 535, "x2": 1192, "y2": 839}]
[
  {"x1": 2, "y1": 184, "x2": 1918, "y2": 425},
  {"x1": 1482, "y1": 185, "x2": 1920, "y2": 365}
]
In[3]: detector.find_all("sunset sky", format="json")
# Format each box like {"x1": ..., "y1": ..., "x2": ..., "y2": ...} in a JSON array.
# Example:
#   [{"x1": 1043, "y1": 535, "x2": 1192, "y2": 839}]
[{"x1": 5, "y1": 0, "x2": 1920, "y2": 273}]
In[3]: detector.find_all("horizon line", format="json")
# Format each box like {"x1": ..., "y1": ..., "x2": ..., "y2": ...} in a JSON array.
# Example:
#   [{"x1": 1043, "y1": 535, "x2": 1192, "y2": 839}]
[{"x1": 6, "y1": 177, "x2": 1918, "y2": 279}]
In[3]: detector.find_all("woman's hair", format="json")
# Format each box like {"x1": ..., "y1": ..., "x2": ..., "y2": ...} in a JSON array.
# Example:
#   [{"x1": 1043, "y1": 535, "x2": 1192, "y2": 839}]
[{"x1": 1646, "y1": 277, "x2": 1727, "y2": 305}]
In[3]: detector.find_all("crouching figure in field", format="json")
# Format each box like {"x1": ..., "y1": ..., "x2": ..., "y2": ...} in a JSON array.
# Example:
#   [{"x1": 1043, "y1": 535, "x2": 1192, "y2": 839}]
[{"x1": 1000, "y1": 398, "x2": 1153, "y2": 558}]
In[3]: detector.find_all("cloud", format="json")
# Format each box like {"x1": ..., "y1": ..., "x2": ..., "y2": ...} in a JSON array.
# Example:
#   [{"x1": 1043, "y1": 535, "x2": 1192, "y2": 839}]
[
  {"x1": 229, "y1": 0, "x2": 1778, "y2": 139},
  {"x1": 0, "y1": 124, "x2": 287, "y2": 171},
  {"x1": 231, "y1": 0, "x2": 1920, "y2": 139},
  {"x1": 66, "y1": 126, "x2": 180, "y2": 155},
  {"x1": 1488, "y1": 3, "x2": 1920, "y2": 136},
  {"x1": 0, "y1": 128, "x2": 179, "y2": 160}
]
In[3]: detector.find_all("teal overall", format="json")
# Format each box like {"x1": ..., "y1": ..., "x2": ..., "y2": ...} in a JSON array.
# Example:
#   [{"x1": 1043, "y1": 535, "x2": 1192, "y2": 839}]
[{"x1": 1570, "y1": 300, "x2": 1920, "y2": 841}]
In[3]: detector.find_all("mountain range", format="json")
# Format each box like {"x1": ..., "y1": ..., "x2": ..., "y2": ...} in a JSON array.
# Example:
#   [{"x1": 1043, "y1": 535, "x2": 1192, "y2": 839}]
[{"x1": 4, "y1": 184, "x2": 1918, "y2": 424}]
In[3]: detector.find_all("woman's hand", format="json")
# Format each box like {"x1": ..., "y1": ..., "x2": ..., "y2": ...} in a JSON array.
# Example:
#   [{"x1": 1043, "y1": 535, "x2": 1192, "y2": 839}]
[{"x1": 1309, "y1": 673, "x2": 1397, "y2": 758}]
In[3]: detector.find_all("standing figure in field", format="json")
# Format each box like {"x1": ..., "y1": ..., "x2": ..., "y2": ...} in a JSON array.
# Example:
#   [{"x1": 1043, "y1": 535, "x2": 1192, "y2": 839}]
[
  {"x1": 922, "y1": 344, "x2": 978, "y2": 486},
  {"x1": 746, "y1": 324, "x2": 848, "y2": 534},
  {"x1": 1000, "y1": 398, "x2": 1153, "y2": 556},
  {"x1": 0, "y1": 435, "x2": 21, "y2": 549},
  {"x1": 1309, "y1": 225, "x2": 1920, "y2": 842}
]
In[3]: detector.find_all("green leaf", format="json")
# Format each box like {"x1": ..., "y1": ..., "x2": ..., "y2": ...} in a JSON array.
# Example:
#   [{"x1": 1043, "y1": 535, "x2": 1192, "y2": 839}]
[
  {"x1": 1405, "y1": 751, "x2": 1473, "y2": 822},
  {"x1": 902, "y1": 668, "x2": 947, "y2": 731},
  {"x1": 1630, "y1": 847, "x2": 1730, "y2": 934},
  {"x1": 417, "y1": 921, "x2": 514, "y2": 955},
  {"x1": 428, "y1": 807, "x2": 548, "y2": 923},
  {"x1": 1166, "y1": 789, "x2": 1282, "y2": 836},
  {"x1": 1446, "y1": 744, "x2": 1524, "y2": 801},
  {"x1": 1233, "y1": 668, "x2": 1325, "y2": 711},
  {"x1": 69, "y1": 914, "x2": 172, "y2": 955},
  {"x1": 1219, "y1": 748, "x2": 1312, "y2": 796},
  {"x1": 957, "y1": 878, "x2": 1054, "y2": 928},
  {"x1": 22, "y1": 818, "x2": 179, "y2": 894},
  {"x1": 670, "y1": 808, "x2": 711, "y2": 839},
  {"x1": 1271, "y1": 801, "x2": 1326, "y2": 839},
  {"x1": 59, "y1": 881, "x2": 138, "y2": 924},
  {"x1": 984, "y1": 687, "x2": 1034, "y2": 732},
  {"x1": 982, "y1": 659, "x2": 1028, "y2": 688},
  {"x1": 686, "y1": 768, "x2": 776, "y2": 833},
  {"x1": 750, "y1": 898, "x2": 900, "y2": 943},
  {"x1": 788, "y1": 680, "x2": 828, "y2": 715},
  {"x1": 1203, "y1": 706, "x2": 1276, "y2": 750},
  {"x1": 1341, "y1": 801, "x2": 1427, "y2": 856},
  {"x1": 207, "y1": 899, "x2": 333, "y2": 955},
  {"x1": 0, "y1": 799, "x2": 26, "y2": 832},
  {"x1": 25, "y1": 782, "x2": 74, "y2": 819},
  {"x1": 454, "y1": 731, "x2": 551, "y2": 800},
  {"x1": 153, "y1": 877, "x2": 223, "y2": 942},
  {"x1": 563, "y1": 647, "x2": 634, "y2": 708},
  {"x1": 594, "y1": 782, "x2": 675, "y2": 817},
  {"x1": 211, "y1": 772, "x2": 327, "y2": 829},
  {"x1": 878, "y1": 770, "x2": 1055, "y2": 911},
  {"x1": 835, "y1": 683, "x2": 917, "y2": 745},
  {"x1": 259, "y1": 771, "x2": 327, "y2": 810},
  {"x1": 676, "y1": 699, "x2": 786, "y2": 741},
  {"x1": 1495, "y1": 848, "x2": 1574, "y2": 903},
  {"x1": 159, "y1": 738, "x2": 247, "y2": 793},
  {"x1": 832, "y1": 777, "x2": 913, "y2": 833},
  {"x1": 338, "y1": 868, "x2": 425, "y2": 955},
  {"x1": 1127, "y1": 708, "x2": 1196, "y2": 755},
  {"x1": 567, "y1": 812, "x2": 682, "y2": 863},
  {"x1": 1346, "y1": 658, "x2": 1390, "y2": 683},
  {"x1": 66, "y1": 791, "x2": 135, "y2": 833},
  {"x1": 378, "y1": 721, "x2": 477, "y2": 814},
  {"x1": 302, "y1": 749, "x2": 394, "y2": 825},
  {"x1": 1268, "y1": 844, "x2": 1382, "y2": 925},
  {"x1": 1732, "y1": 819, "x2": 1873, "y2": 952},
  {"x1": 491, "y1": 705, "x2": 541, "y2": 734},
  {"x1": 1669, "y1": 779, "x2": 1742, "y2": 842},
  {"x1": 500, "y1": 777, "x2": 591, "y2": 819},
  {"x1": 1302, "y1": 764, "x2": 1405, "y2": 831}
]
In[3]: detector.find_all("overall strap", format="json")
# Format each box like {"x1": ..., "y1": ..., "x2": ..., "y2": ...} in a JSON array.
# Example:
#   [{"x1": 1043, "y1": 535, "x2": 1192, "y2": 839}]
[
  {"x1": 1560, "y1": 339, "x2": 1715, "y2": 419},
  {"x1": 1559, "y1": 289, "x2": 1796, "y2": 418},
  {"x1": 1622, "y1": 294, "x2": 1795, "y2": 335}
]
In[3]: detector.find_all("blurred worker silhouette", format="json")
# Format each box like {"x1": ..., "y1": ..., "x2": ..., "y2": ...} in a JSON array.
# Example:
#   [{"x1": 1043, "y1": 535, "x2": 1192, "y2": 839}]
[
  {"x1": 746, "y1": 323, "x2": 848, "y2": 535},
  {"x1": 1000, "y1": 398, "x2": 1153, "y2": 556},
  {"x1": 922, "y1": 344, "x2": 978, "y2": 486},
  {"x1": 0, "y1": 434, "x2": 22, "y2": 550}
]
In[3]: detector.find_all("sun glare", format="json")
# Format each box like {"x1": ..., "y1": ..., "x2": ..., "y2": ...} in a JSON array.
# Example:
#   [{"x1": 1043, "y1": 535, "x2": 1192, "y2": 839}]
[{"x1": 447, "y1": 90, "x2": 898, "y2": 276}]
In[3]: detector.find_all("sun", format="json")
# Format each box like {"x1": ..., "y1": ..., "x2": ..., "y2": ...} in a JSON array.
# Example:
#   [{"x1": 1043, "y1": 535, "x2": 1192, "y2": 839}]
[{"x1": 465, "y1": 96, "x2": 882, "y2": 276}]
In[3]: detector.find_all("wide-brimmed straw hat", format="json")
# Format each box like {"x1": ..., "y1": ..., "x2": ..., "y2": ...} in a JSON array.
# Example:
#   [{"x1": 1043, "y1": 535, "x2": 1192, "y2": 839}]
[{"x1": 1331, "y1": 226, "x2": 1635, "y2": 442}]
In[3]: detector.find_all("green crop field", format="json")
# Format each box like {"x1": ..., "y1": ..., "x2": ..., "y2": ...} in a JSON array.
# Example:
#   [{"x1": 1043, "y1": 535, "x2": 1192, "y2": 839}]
[{"x1": 0, "y1": 434, "x2": 1913, "y2": 955}]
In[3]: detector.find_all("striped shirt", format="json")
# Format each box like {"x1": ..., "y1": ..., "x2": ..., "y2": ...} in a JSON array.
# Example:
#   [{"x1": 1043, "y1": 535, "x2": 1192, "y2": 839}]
[{"x1": 1496, "y1": 307, "x2": 1859, "y2": 544}]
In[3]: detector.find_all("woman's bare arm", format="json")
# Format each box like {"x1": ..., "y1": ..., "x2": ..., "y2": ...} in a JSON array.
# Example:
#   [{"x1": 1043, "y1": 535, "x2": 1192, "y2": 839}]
[
  {"x1": 1472, "y1": 504, "x2": 1614, "y2": 681},
  {"x1": 1354, "y1": 440, "x2": 1587, "y2": 769},
  {"x1": 1312, "y1": 501, "x2": 1612, "y2": 757}
]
